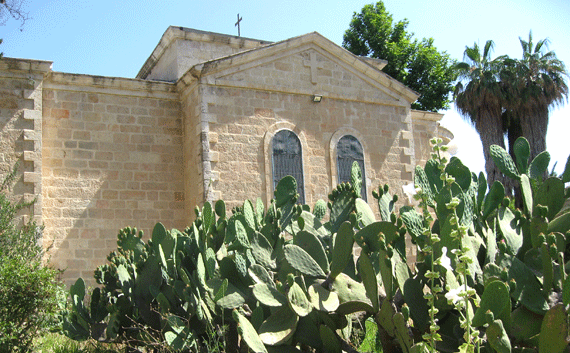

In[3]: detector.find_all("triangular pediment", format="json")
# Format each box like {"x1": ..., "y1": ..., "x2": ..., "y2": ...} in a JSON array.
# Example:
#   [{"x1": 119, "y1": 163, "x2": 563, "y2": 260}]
[{"x1": 180, "y1": 32, "x2": 418, "y2": 105}]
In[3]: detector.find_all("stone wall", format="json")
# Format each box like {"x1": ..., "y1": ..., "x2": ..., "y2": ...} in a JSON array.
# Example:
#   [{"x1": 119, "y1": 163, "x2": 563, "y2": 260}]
[
  {"x1": 0, "y1": 58, "x2": 51, "y2": 223},
  {"x1": 412, "y1": 110, "x2": 453, "y2": 168},
  {"x1": 41, "y1": 73, "x2": 186, "y2": 284},
  {"x1": 187, "y1": 43, "x2": 418, "y2": 212},
  {"x1": 201, "y1": 83, "x2": 415, "y2": 213}
]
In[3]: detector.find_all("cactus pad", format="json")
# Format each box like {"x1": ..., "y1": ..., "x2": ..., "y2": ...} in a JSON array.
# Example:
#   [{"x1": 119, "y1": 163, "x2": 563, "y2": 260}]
[
  {"x1": 233, "y1": 309, "x2": 268, "y2": 353},
  {"x1": 308, "y1": 283, "x2": 339, "y2": 312},
  {"x1": 284, "y1": 244, "x2": 326, "y2": 278},
  {"x1": 259, "y1": 306, "x2": 299, "y2": 346}
]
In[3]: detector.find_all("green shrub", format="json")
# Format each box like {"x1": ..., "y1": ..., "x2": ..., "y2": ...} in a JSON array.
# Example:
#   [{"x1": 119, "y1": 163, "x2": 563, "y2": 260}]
[{"x1": 0, "y1": 164, "x2": 64, "y2": 353}]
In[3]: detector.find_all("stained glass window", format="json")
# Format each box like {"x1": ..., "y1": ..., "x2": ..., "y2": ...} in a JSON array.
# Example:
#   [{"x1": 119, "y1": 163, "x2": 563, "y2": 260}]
[
  {"x1": 337, "y1": 135, "x2": 366, "y2": 200},
  {"x1": 272, "y1": 130, "x2": 304, "y2": 203}
]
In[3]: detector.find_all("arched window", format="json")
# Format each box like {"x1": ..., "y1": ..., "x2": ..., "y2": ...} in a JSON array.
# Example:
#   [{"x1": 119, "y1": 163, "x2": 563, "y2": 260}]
[
  {"x1": 272, "y1": 129, "x2": 305, "y2": 203},
  {"x1": 337, "y1": 135, "x2": 366, "y2": 200}
]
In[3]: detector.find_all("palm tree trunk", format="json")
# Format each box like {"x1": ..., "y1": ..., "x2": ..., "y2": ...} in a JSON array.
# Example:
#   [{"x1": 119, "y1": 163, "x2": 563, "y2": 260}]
[
  {"x1": 520, "y1": 106, "x2": 548, "y2": 162},
  {"x1": 476, "y1": 110, "x2": 511, "y2": 193}
]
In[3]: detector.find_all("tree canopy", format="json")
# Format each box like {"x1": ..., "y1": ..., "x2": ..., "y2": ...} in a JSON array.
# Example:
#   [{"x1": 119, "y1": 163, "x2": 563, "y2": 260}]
[
  {"x1": 454, "y1": 33, "x2": 568, "y2": 197},
  {"x1": 343, "y1": 1, "x2": 456, "y2": 112}
]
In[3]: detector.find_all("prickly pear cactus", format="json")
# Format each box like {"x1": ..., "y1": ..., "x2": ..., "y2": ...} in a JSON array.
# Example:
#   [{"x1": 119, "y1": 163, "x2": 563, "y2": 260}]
[{"x1": 63, "y1": 137, "x2": 570, "y2": 353}]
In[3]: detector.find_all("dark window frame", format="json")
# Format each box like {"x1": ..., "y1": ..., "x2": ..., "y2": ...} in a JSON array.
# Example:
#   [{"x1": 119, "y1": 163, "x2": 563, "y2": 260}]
[
  {"x1": 272, "y1": 129, "x2": 305, "y2": 203},
  {"x1": 336, "y1": 134, "x2": 366, "y2": 200}
]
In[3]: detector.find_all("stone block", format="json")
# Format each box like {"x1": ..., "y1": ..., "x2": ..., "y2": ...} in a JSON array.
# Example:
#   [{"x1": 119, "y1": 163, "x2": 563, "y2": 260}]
[{"x1": 23, "y1": 109, "x2": 41, "y2": 120}]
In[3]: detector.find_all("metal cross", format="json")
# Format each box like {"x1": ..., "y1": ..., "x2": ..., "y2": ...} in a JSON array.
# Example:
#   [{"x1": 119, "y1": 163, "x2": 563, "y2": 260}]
[
  {"x1": 235, "y1": 13, "x2": 242, "y2": 37},
  {"x1": 303, "y1": 52, "x2": 324, "y2": 84}
]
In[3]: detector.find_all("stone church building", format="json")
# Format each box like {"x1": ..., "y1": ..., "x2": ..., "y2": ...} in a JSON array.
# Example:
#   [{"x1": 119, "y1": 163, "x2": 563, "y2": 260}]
[{"x1": 0, "y1": 26, "x2": 451, "y2": 284}]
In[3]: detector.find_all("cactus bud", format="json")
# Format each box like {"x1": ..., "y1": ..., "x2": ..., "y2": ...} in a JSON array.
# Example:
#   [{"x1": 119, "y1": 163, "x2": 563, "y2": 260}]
[
  {"x1": 298, "y1": 217, "x2": 305, "y2": 231},
  {"x1": 498, "y1": 240, "x2": 507, "y2": 253},
  {"x1": 501, "y1": 198, "x2": 510, "y2": 207},
  {"x1": 372, "y1": 190, "x2": 379, "y2": 199},
  {"x1": 349, "y1": 213, "x2": 358, "y2": 226},
  {"x1": 549, "y1": 244, "x2": 558, "y2": 258},
  {"x1": 402, "y1": 304, "x2": 410, "y2": 321},
  {"x1": 397, "y1": 218, "x2": 403, "y2": 228},
  {"x1": 194, "y1": 206, "x2": 201, "y2": 217},
  {"x1": 538, "y1": 205, "x2": 549, "y2": 218},
  {"x1": 398, "y1": 228, "x2": 406, "y2": 237},
  {"x1": 386, "y1": 244, "x2": 394, "y2": 257},
  {"x1": 537, "y1": 233, "x2": 546, "y2": 245},
  {"x1": 547, "y1": 234, "x2": 556, "y2": 245},
  {"x1": 390, "y1": 213, "x2": 397, "y2": 224},
  {"x1": 286, "y1": 273, "x2": 295, "y2": 287},
  {"x1": 384, "y1": 184, "x2": 389, "y2": 193},
  {"x1": 508, "y1": 279, "x2": 516, "y2": 294},
  {"x1": 485, "y1": 310, "x2": 495, "y2": 325}
]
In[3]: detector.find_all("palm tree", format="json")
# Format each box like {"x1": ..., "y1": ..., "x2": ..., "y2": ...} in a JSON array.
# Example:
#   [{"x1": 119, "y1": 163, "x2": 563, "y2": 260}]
[
  {"x1": 454, "y1": 40, "x2": 510, "y2": 189},
  {"x1": 507, "y1": 32, "x2": 568, "y2": 161}
]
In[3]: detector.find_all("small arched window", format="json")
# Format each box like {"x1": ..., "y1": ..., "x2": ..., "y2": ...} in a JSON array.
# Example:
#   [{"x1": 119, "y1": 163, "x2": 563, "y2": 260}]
[
  {"x1": 337, "y1": 135, "x2": 366, "y2": 200},
  {"x1": 272, "y1": 129, "x2": 305, "y2": 203}
]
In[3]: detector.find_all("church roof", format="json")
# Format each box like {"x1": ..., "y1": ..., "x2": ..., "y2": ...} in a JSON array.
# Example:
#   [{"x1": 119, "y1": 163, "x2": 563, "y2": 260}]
[
  {"x1": 139, "y1": 26, "x2": 419, "y2": 104},
  {"x1": 137, "y1": 27, "x2": 271, "y2": 81}
]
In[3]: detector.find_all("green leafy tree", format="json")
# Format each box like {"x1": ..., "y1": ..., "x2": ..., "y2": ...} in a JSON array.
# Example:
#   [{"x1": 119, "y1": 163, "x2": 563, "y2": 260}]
[{"x1": 342, "y1": 1, "x2": 456, "y2": 112}]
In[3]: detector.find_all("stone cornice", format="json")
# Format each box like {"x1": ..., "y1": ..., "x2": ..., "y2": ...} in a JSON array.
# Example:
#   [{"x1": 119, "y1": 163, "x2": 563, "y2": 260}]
[
  {"x1": 0, "y1": 57, "x2": 53, "y2": 75},
  {"x1": 411, "y1": 110, "x2": 444, "y2": 122},
  {"x1": 45, "y1": 72, "x2": 178, "y2": 100}
]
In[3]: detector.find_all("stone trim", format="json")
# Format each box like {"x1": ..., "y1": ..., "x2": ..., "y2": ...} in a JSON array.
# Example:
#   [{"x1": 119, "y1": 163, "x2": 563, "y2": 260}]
[
  {"x1": 411, "y1": 109, "x2": 453, "y2": 143},
  {"x1": 402, "y1": 108, "x2": 416, "y2": 175},
  {"x1": 411, "y1": 110, "x2": 444, "y2": 122},
  {"x1": 263, "y1": 121, "x2": 308, "y2": 206},
  {"x1": 5, "y1": 60, "x2": 53, "y2": 224},
  {"x1": 0, "y1": 57, "x2": 53, "y2": 73},
  {"x1": 329, "y1": 127, "x2": 370, "y2": 197},
  {"x1": 200, "y1": 99, "x2": 219, "y2": 203},
  {"x1": 45, "y1": 72, "x2": 178, "y2": 100}
]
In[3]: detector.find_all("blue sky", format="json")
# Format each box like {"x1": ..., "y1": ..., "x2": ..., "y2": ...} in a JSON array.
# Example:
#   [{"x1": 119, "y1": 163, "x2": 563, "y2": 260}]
[{"x1": 2, "y1": 0, "x2": 569, "y2": 174}]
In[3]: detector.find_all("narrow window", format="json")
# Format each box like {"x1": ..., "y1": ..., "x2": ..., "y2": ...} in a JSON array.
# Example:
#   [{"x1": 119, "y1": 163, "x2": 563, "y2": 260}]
[
  {"x1": 337, "y1": 135, "x2": 366, "y2": 200},
  {"x1": 272, "y1": 130, "x2": 305, "y2": 203}
]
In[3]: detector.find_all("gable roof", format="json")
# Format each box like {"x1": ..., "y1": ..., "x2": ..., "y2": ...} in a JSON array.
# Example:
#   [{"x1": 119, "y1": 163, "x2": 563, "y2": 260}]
[
  {"x1": 137, "y1": 26, "x2": 272, "y2": 81},
  {"x1": 177, "y1": 30, "x2": 419, "y2": 104}
]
